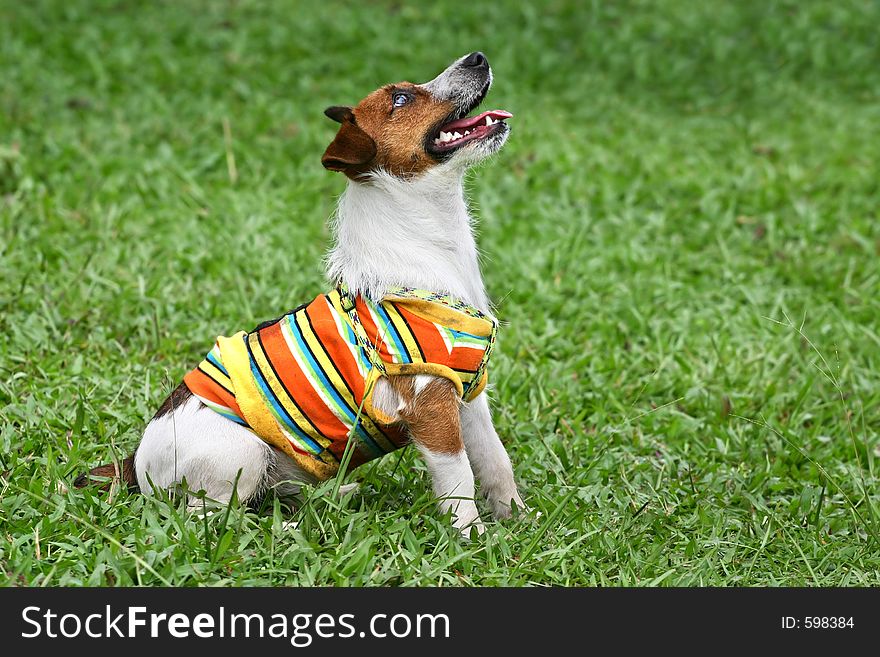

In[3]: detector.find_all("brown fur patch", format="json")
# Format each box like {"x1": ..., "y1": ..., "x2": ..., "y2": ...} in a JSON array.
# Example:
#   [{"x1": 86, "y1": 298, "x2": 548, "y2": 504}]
[
  {"x1": 327, "y1": 83, "x2": 455, "y2": 180},
  {"x1": 152, "y1": 381, "x2": 194, "y2": 420},
  {"x1": 390, "y1": 376, "x2": 463, "y2": 454}
]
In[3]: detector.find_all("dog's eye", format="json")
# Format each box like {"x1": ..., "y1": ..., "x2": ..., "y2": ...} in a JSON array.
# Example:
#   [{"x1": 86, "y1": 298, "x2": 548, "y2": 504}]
[{"x1": 392, "y1": 93, "x2": 409, "y2": 108}]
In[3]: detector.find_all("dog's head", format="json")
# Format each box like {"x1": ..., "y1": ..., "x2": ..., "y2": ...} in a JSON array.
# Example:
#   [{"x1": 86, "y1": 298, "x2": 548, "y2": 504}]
[{"x1": 322, "y1": 52, "x2": 511, "y2": 180}]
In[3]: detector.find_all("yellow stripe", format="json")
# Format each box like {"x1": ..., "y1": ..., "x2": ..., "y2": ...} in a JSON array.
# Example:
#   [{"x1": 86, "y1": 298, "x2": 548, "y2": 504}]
[
  {"x1": 218, "y1": 332, "x2": 339, "y2": 481},
  {"x1": 383, "y1": 296, "x2": 494, "y2": 335},
  {"x1": 246, "y1": 332, "x2": 332, "y2": 451},
  {"x1": 327, "y1": 289, "x2": 344, "y2": 311},
  {"x1": 198, "y1": 359, "x2": 233, "y2": 393},
  {"x1": 294, "y1": 309, "x2": 397, "y2": 453},
  {"x1": 382, "y1": 302, "x2": 424, "y2": 364}
]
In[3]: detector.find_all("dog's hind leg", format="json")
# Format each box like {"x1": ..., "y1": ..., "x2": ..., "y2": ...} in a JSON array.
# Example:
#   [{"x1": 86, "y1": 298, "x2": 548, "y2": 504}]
[{"x1": 135, "y1": 395, "x2": 273, "y2": 505}]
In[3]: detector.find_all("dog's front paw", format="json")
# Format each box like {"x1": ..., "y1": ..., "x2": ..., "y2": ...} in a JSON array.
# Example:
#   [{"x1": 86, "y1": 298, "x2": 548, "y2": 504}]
[
  {"x1": 488, "y1": 491, "x2": 528, "y2": 520},
  {"x1": 457, "y1": 517, "x2": 486, "y2": 539},
  {"x1": 450, "y1": 503, "x2": 485, "y2": 538}
]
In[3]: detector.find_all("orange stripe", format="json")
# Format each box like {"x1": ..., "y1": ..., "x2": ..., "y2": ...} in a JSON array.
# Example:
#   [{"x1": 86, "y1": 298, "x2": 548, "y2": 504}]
[
  {"x1": 309, "y1": 296, "x2": 368, "y2": 402},
  {"x1": 395, "y1": 304, "x2": 451, "y2": 366},
  {"x1": 448, "y1": 345, "x2": 486, "y2": 372},
  {"x1": 183, "y1": 368, "x2": 245, "y2": 418}
]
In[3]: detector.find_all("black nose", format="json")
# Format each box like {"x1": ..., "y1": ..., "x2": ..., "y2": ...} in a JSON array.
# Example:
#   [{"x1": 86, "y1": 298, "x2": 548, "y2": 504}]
[{"x1": 463, "y1": 51, "x2": 488, "y2": 68}]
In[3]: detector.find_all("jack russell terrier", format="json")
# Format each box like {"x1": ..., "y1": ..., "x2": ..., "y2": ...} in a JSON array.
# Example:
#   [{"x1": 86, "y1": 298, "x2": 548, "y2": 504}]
[{"x1": 76, "y1": 52, "x2": 525, "y2": 535}]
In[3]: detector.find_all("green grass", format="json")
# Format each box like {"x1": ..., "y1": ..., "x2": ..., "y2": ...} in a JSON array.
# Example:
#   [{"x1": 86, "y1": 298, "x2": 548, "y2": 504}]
[{"x1": 2, "y1": 0, "x2": 879, "y2": 586}]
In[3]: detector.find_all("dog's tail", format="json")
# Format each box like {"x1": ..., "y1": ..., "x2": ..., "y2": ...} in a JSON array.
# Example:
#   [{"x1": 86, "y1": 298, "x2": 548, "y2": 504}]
[{"x1": 73, "y1": 455, "x2": 140, "y2": 493}]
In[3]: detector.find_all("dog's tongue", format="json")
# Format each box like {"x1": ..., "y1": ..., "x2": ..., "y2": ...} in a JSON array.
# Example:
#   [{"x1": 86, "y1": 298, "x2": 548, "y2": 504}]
[{"x1": 441, "y1": 109, "x2": 512, "y2": 132}]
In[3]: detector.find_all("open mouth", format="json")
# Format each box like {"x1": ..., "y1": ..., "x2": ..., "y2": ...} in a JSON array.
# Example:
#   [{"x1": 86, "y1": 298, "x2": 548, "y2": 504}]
[{"x1": 428, "y1": 109, "x2": 513, "y2": 155}]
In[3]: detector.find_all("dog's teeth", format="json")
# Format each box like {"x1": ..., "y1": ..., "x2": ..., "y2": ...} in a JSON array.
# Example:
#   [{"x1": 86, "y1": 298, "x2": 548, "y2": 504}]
[
  {"x1": 485, "y1": 116, "x2": 495, "y2": 126},
  {"x1": 453, "y1": 132, "x2": 462, "y2": 140},
  {"x1": 440, "y1": 131, "x2": 451, "y2": 142},
  {"x1": 434, "y1": 138, "x2": 441, "y2": 145},
  {"x1": 464, "y1": 130, "x2": 470, "y2": 136}
]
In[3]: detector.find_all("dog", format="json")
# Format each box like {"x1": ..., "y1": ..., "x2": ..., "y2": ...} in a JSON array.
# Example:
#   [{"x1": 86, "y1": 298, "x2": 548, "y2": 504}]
[{"x1": 76, "y1": 52, "x2": 524, "y2": 535}]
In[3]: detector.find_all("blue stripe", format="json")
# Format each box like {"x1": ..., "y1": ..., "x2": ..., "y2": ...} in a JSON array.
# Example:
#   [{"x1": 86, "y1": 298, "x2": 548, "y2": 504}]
[
  {"x1": 218, "y1": 410, "x2": 248, "y2": 426},
  {"x1": 247, "y1": 349, "x2": 323, "y2": 454},
  {"x1": 286, "y1": 316, "x2": 359, "y2": 423},
  {"x1": 371, "y1": 302, "x2": 410, "y2": 363},
  {"x1": 450, "y1": 328, "x2": 484, "y2": 341},
  {"x1": 206, "y1": 352, "x2": 229, "y2": 376}
]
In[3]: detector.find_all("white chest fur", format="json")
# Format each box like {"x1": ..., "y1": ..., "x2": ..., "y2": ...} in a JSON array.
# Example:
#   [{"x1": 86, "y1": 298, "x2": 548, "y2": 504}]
[{"x1": 326, "y1": 169, "x2": 491, "y2": 313}]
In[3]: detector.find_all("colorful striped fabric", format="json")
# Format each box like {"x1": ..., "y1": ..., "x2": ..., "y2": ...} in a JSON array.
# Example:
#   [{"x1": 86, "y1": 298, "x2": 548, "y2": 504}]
[{"x1": 183, "y1": 286, "x2": 497, "y2": 480}]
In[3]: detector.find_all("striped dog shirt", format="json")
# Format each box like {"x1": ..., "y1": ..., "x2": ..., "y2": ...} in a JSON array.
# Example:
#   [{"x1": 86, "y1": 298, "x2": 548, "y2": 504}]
[{"x1": 183, "y1": 286, "x2": 497, "y2": 480}]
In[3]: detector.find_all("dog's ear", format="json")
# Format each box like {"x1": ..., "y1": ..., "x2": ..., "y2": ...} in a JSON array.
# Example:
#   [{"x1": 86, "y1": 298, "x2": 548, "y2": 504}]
[
  {"x1": 324, "y1": 106, "x2": 354, "y2": 123},
  {"x1": 322, "y1": 112, "x2": 377, "y2": 173}
]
